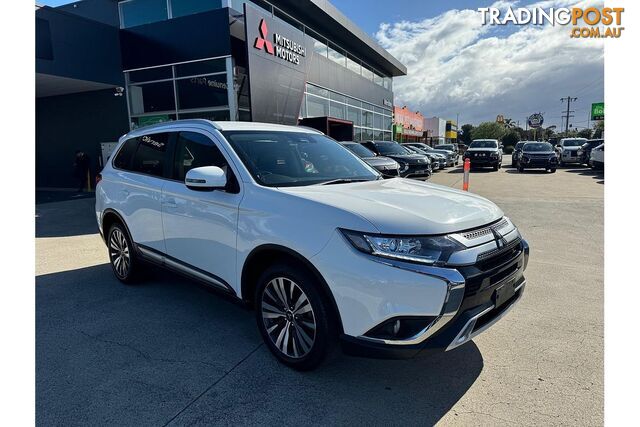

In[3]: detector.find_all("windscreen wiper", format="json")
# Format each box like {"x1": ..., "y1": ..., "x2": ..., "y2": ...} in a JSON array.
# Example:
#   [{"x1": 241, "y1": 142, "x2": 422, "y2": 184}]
[{"x1": 319, "y1": 178, "x2": 372, "y2": 186}]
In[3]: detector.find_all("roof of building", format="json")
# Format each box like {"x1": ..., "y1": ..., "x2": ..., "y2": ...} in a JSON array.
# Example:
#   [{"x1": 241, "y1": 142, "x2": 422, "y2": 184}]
[{"x1": 270, "y1": 0, "x2": 406, "y2": 77}]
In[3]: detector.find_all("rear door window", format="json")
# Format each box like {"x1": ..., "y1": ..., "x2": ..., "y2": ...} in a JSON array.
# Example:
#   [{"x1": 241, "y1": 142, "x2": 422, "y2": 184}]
[
  {"x1": 113, "y1": 138, "x2": 139, "y2": 170},
  {"x1": 130, "y1": 133, "x2": 171, "y2": 178}
]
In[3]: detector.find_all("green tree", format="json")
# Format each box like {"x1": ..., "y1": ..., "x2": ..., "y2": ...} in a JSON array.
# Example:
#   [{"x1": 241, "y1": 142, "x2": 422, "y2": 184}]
[
  {"x1": 593, "y1": 121, "x2": 604, "y2": 138},
  {"x1": 460, "y1": 124, "x2": 474, "y2": 144},
  {"x1": 502, "y1": 130, "x2": 521, "y2": 150},
  {"x1": 577, "y1": 128, "x2": 593, "y2": 139},
  {"x1": 470, "y1": 122, "x2": 506, "y2": 140},
  {"x1": 503, "y1": 118, "x2": 517, "y2": 129}
]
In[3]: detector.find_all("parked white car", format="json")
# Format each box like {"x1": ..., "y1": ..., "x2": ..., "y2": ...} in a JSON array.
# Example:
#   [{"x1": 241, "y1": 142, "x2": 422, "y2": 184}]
[
  {"x1": 556, "y1": 138, "x2": 587, "y2": 165},
  {"x1": 96, "y1": 120, "x2": 529, "y2": 370},
  {"x1": 589, "y1": 143, "x2": 604, "y2": 169}
]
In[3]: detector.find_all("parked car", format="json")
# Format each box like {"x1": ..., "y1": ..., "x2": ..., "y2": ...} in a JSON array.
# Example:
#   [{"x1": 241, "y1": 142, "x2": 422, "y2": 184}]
[
  {"x1": 517, "y1": 142, "x2": 558, "y2": 173},
  {"x1": 435, "y1": 144, "x2": 460, "y2": 164},
  {"x1": 577, "y1": 139, "x2": 604, "y2": 166},
  {"x1": 556, "y1": 138, "x2": 587, "y2": 166},
  {"x1": 404, "y1": 143, "x2": 456, "y2": 167},
  {"x1": 362, "y1": 141, "x2": 431, "y2": 178},
  {"x1": 511, "y1": 141, "x2": 529, "y2": 168},
  {"x1": 464, "y1": 139, "x2": 503, "y2": 170},
  {"x1": 404, "y1": 145, "x2": 444, "y2": 170},
  {"x1": 589, "y1": 143, "x2": 604, "y2": 169},
  {"x1": 96, "y1": 120, "x2": 529, "y2": 370},
  {"x1": 340, "y1": 142, "x2": 401, "y2": 178}
]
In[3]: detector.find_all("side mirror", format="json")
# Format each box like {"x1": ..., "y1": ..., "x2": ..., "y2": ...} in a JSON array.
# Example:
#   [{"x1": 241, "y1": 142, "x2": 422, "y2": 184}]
[{"x1": 185, "y1": 166, "x2": 227, "y2": 191}]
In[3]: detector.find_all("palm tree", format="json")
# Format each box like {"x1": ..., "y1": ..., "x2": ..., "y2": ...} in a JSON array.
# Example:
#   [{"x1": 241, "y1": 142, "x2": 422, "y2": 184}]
[{"x1": 503, "y1": 118, "x2": 516, "y2": 129}]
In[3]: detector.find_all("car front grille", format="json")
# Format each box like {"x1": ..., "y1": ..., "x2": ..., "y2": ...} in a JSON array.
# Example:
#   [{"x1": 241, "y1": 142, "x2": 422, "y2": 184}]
[
  {"x1": 461, "y1": 238, "x2": 524, "y2": 297},
  {"x1": 461, "y1": 218, "x2": 508, "y2": 240}
]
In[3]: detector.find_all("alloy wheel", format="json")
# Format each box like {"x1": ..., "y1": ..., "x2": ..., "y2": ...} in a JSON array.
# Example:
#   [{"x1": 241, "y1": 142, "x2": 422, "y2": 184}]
[
  {"x1": 261, "y1": 277, "x2": 316, "y2": 359},
  {"x1": 109, "y1": 228, "x2": 130, "y2": 278}
]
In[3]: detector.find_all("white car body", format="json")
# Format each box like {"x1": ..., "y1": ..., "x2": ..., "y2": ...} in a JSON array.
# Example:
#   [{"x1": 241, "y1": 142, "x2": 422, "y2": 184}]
[
  {"x1": 96, "y1": 120, "x2": 529, "y2": 367},
  {"x1": 557, "y1": 138, "x2": 587, "y2": 164},
  {"x1": 590, "y1": 143, "x2": 604, "y2": 168}
]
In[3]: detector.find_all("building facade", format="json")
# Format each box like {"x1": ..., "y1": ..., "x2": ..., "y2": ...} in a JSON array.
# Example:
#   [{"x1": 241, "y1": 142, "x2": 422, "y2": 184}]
[
  {"x1": 36, "y1": 0, "x2": 406, "y2": 188},
  {"x1": 392, "y1": 106, "x2": 424, "y2": 143},
  {"x1": 423, "y1": 116, "x2": 446, "y2": 146}
]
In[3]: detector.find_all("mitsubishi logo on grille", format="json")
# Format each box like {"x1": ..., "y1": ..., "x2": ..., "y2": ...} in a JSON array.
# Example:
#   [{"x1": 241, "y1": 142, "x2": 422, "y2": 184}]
[
  {"x1": 254, "y1": 19, "x2": 274, "y2": 54},
  {"x1": 491, "y1": 227, "x2": 508, "y2": 249}
]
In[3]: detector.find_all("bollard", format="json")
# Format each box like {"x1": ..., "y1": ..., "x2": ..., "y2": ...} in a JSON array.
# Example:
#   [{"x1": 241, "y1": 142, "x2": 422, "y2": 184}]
[
  {"x1": 86, "y1": 169, "x2": 92, "y2": 192},
  {"x1": 463, "y1": 158, "x2": 470, "y2": 191}
]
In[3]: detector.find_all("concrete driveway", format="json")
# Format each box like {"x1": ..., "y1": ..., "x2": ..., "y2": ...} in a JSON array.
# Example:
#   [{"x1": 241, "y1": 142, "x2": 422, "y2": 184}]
[{"x1": 36, "y1": 157, "x2": 603, "y2": 425}]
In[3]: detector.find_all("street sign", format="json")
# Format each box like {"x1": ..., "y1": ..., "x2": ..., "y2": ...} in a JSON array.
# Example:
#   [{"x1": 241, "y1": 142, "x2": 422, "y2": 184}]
[
  {"x1": 591, "y1": 102, "x2": 604, "y2": 121},
  {"x1": 527, "y1": 113, "x2": 544, "y2": 128}
]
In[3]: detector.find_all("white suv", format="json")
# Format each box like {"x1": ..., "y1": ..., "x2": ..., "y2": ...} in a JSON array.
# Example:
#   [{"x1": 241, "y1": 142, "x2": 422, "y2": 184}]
[{"x1": 96, "y1": 120, "x2": 529, "y2": 370}]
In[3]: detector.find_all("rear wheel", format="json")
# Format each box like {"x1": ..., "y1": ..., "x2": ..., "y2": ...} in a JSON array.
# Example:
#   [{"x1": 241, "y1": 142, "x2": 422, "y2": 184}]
[
  {"x1": 256, "y1": 263, "x2": 337, "y2": 371},
  {"x1": 107, "y1": 223, "x2": 141, "y2": 284}
]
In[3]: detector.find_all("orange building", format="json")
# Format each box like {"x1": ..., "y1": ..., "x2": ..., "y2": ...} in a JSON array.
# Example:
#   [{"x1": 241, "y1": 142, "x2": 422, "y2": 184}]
[{"x1": 393, "y1": 106, "x2": 424, "y2": 142}]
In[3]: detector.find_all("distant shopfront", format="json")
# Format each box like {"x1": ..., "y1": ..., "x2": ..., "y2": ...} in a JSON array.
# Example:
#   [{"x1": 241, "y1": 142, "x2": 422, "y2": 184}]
[{"x1": 393, "y1": 106, "x2": 424, "y2": 143}]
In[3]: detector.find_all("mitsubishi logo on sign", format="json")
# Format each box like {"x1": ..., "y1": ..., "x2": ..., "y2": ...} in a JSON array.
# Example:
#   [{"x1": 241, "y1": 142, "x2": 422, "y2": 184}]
[
  {"x1": 254, "y1": 19, "x2": 274, "y2": 54},
  {"x1": 252, "y1": 17, "x2": 306, "y2": 65}
]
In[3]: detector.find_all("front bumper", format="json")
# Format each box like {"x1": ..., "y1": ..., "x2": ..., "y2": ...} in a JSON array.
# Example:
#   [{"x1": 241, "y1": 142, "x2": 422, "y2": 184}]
[
  {"x1": 339, "y1": 238, "x2": 529, "y2": 359},
  {"x1": 466, "y1": 156, "x2": 500, "y2": 166}
]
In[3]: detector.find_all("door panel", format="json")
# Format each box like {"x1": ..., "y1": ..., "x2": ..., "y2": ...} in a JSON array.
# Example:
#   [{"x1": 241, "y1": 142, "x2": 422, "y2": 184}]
[{"x1": 161, "y1": 131, "x2": 241, "y2": 287}]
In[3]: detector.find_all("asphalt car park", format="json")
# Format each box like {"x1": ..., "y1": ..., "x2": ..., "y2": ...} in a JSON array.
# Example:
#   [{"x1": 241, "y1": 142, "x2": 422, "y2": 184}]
[{"x1": 36, "y1": 155, "x2": 603, "y2": 425}]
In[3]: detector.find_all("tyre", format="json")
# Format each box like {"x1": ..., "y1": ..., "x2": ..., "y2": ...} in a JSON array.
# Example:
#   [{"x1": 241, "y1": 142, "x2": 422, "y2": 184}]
[
  {"x1": 550, "y1": 168, "x2": 556, "y2": 173},
  {"x1": 255, "y1": 263, "x2": 337, "y2": 371},
  {"x1": 518, "y1": 165, "x2": 524, "y2": 173},
  {"x1": 107, "y1": 223, "x2": 141, "y2": 284},
  {"x1": 493, "y1": 163, "x2": 499, "y2": 171}
]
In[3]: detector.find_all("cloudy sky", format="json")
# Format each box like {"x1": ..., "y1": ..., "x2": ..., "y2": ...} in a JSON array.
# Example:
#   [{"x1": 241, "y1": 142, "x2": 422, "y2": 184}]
[{"x1": 336, "y1": 0, "x2": 605, "y2": 129}]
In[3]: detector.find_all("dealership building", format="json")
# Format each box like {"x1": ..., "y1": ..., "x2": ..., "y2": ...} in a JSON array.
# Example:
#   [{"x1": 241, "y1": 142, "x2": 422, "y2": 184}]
[{"x1": 36, "y1": 0, "x2": 406, "y2": 189}]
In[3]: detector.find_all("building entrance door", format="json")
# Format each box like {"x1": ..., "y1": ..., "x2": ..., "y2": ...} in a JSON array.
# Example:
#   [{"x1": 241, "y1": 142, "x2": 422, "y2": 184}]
[{"x1": 298, "y1": 117, "x2": 354, "y2": 141}]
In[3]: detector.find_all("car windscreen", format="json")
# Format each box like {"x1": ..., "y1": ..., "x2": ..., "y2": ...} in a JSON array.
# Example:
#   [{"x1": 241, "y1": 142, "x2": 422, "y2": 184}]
[
  {"x1": 343, "y1": 143, "x2": 376, "y2": 158},
  {"x1": 562, "y1": 139, "x2": 585, "y2": 147},
  {"x1": 222, "y1": 131, "x2": 379, "y2": 187},
  {"x1": 436, "y1": 145, "x2": 454, "y2": 151},
  {"x1": 523, "y1": 142, "x2": 553, "y2": 152},
  {"x1": 469, "y1": 140, "x2": 498, "y2": 149},
  {"x1": 515, "y1": 142, "x2": 527, "y2": 149},
  {"x1": 375, "y1": 143, "x2": 411, "y2": 155}
]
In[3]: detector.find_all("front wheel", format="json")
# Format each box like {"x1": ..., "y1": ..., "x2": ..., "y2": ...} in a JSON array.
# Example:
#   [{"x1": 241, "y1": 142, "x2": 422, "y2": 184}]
[
  {"x1": 518, "y1": 165, "x2": 525, "y2": 173},
  {"x1": 256, "y1": 264, "x2": 337, "y2": 371},
  {"x1": 550, "y1": 168, "x2": 557, "y2": 173}
]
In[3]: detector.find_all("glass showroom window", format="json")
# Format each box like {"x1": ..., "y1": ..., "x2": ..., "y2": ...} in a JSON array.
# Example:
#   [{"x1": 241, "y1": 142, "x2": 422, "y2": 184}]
[
  {"x1": 306, "y1": 94, "x2": 329, "y2": 117},
  {"x1": 176, "y1": 75, "x2": 228, "y2": 111},
  {"x1": 119, "y1": 0, "x2": 168, "y2": 28},
  {"x1": 171, "y1": 0, "x2": 222, "y2": 19},
  {"x1": 128, "y1": 81, "x2": 176, "y2": 115},
  {"x1": 328, "y1": 44, "x2": 346, "y2": 67},
  {"x1": 125, "y1": 57, "x2": 233, "y2": 128}
]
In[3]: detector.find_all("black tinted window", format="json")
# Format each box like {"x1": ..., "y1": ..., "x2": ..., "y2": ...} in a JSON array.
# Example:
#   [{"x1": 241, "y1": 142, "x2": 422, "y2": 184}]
[
  {"x1": 113, "y1": 138, "x2": 139, "y2": 170},
  {"x1": 131, "y1": 133, "x2": 170, "y2": 177},
  {"x1": 173, "y1": 132, "x2": 228, "y2": 181}
]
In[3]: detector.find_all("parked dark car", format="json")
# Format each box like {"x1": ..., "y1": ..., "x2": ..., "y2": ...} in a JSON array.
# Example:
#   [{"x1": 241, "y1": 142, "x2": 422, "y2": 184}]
[
  {"x1": 518, "y1": 142, "x2": 558, "y2": 173},
  {"x1": 463, "y1": 139, "x2": 503, "y2": 170},
  {"x1": 577, "y1": 139, "x2": 604, "y2": 166},
  {"x1": 511, "y1": 141, "x2": 532, "y2": 168},
  {"x1": 340, "y1": 142, "x2": 400, "y2": 177},
  {"x1": 404, "y1": 145, "x2": 444, "y2": 170},
  {"x1": 362, "y1": 141, "x2": 431, "y2": 178}
]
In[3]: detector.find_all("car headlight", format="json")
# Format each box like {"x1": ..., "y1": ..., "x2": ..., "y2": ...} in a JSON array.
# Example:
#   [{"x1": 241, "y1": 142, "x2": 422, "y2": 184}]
[
  {"x1": 491, "y1": 152, "x2": 499, "y2": 158},
  {"x1": 397, "y1": 161, "x2": 409, "y2": 171},
  {"x1": 341, "y1": 229, "x2": 465, "y2": 265}
]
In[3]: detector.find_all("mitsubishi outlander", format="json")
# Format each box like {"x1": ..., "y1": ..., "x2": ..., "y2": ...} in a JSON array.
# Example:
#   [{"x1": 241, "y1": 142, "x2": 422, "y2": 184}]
[{"x1": 96, "y1": 120, "x2": 529, "y2": 370}]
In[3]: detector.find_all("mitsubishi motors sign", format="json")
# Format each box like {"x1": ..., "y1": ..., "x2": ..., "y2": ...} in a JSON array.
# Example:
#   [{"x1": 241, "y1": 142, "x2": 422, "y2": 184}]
[
  {"x1": 252, "y1": 17, "x2": 307, "y2": 66},
  {"x1": 244, "y1": 3, "x2": 310, "y2": 124}
]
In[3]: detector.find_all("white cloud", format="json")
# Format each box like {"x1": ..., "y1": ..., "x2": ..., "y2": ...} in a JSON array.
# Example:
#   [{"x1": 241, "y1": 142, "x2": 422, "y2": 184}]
[{"x1": 376, "y1": 0, "x2": 604, "y2": 128}]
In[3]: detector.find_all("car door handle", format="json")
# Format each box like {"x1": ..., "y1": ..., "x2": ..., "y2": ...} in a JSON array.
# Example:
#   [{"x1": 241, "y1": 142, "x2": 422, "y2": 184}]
[{"x1": 163, "y1": 198, "x2": 178, "y2": 208}]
